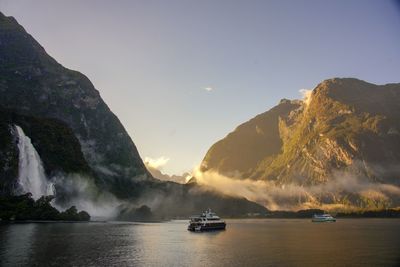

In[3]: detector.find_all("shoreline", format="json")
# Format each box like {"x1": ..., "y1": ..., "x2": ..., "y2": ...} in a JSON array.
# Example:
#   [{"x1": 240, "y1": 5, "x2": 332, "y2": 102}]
[
  {"x1": 0, "y1": 220, "x2": 103, "y2": 224},
  {"x1": 1, "y1": 217, "x2": 400, "y2": 225}
]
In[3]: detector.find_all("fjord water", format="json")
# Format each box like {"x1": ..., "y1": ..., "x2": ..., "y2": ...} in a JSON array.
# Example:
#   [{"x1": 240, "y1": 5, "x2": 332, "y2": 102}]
[{"x1": 1, "y1": 219, "x2": 399, "y2": 267}]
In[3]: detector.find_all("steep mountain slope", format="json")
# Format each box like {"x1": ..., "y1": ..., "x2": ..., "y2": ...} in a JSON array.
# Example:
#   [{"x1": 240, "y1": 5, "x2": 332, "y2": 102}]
[
  {"x1": 0, "y1": 108, "x2": 92, "y2": 196},
  {"x1": 201, "y1": 78, "x2": 400, "y2": 207},
  {"x1": 201, "y1": 99, "x2": 301, "y2": 177},
  {"x1": 0, "y1": 12, "x2": 268, "y2": 216},
  {"x1": 0, "y1": 12, "x2": 150, "y2": 197},
  {"x1": 258, "y1": 78, "x2": 400, "y2": 185}
]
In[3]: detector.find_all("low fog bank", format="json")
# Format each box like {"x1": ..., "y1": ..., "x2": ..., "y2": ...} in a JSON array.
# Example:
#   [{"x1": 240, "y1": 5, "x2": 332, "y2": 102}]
[
  {"x1": 51, "y1": 173, "x2": 122, "y2": 219},
  {"x1": 192, "y1": 167, "x2": 400, "y2": 211},
  {"x1": 49, "y1": 172, "x2": 265, "y2": 221},
  {"x1": 48, "y1": 162, "x2": 400, "y2": 220},
  {"x1": 117, "y1": 180, "x2": 266, "y2": 220}
]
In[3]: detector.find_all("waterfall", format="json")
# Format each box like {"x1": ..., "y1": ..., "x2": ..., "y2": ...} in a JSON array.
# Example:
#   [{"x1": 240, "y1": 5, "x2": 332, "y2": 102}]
[{"x1": 15, "y1": 125, "x2": 55, "y2": 200}]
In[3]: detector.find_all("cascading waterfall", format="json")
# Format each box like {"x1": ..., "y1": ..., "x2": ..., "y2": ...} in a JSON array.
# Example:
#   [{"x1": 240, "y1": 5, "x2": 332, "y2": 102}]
[{"x1": 15, "y1": 125, "x2": 55, "y2": 200}]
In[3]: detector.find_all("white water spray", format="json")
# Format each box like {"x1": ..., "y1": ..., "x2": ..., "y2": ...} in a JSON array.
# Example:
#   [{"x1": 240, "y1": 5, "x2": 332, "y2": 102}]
[{"x1": 15, "y1": 125, "x2": 55, "y2": 200}]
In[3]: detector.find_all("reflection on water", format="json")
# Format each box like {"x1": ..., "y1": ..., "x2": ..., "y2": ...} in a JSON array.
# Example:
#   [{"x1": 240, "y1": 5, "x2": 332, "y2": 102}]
[
  {"x1": 0, "y1": 223, "x2": 37, "y2": 266},
  {"x1": 0, "y1": 219, "x2": 400, "y2": 267}
]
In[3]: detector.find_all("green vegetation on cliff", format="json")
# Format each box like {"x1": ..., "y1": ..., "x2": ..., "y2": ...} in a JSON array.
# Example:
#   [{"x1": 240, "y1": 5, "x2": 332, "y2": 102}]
[
  {"x1": 0, "y1": 12, "x2": 271, "y2": 217},
  {"x1": 253, "y1": 78, "x2": 400, "y2": 185},
  {"x1": 0, "y1": 11, "x2": 150, "y2": 198},
  {"x1": 202, "y1": 78, "x2": 400, "y2": 185},
  {"x1": 0, "y1": 108, "x2": 94, "y2": 195},
  {"x1": 201, "y1": 78, "x2": 400, "y2": 209},
  {"x1": 201, "y1": 99, "x2": 301, "y2": 177}
]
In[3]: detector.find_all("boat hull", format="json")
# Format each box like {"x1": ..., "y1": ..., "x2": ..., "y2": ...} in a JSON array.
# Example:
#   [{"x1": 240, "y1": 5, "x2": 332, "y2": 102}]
[
  {"x1": 188, "y1": 223, "x2": 226, "y2": 232},
  {"x1": 312, "y1": 218, "x2": 336, "y2": 222}
]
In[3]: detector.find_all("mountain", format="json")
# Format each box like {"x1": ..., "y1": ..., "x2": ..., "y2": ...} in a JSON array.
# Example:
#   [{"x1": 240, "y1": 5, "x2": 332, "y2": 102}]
[
  {"x1": 0, "y1": 12, "x2": 267, "y2": 217},
  {"x1": 201, "y1": 98, "x2": 302, "y2": 177},
  {"x1": 146, "y1": 165, "x2": 189, "y2": 184},
  {"x1": 201, "y1": 78, "x2": 400, "y2": 208},
  {"x1": 0, "y1": 12, "x2": 150, "y2": 198}
]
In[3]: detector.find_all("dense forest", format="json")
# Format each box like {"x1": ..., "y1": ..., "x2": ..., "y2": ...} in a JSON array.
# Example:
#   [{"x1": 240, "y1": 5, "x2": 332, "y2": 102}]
[{"x1": 0, "y1": 193, "x2": 90, "y2": 221}]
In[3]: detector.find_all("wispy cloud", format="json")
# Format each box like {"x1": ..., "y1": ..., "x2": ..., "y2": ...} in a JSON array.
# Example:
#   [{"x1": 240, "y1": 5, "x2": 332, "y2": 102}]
[
  {"x1": 204, "y1": 87, "x2": 213, "y2": 92},
  {"x1": 144, "y1": 156, "x2": 170, "y2": 170}
]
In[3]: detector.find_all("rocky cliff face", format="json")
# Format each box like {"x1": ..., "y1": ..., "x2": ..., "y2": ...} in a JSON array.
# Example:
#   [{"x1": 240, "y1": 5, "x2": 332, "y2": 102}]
[
  {"x1": 0, "y1": 12, "x2": 150, "y2": 198},
  {"x1": 201, "y1": 78, "x2": 400, "y2": 207},
  {"x1": 201, "y1": 99, "x2": 301, "y2": 177},
  {"x1": 258, "y1": 78, "x2": 400, "y2": 186},
  {"x1": 0, "y1": 12, "x2": 267, "y2": 216},
  {"x1": 0, "y1": 108, "x2": 92, "y2": 195}
]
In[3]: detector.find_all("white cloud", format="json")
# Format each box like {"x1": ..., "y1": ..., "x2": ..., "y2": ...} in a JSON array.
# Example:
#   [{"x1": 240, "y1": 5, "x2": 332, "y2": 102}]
[
  {"x1": 204, "y1": 87, "x2": 213, "y2": 92},
  {"x1": 144, "y1": 156, "x2": 170, "y2": 170}
]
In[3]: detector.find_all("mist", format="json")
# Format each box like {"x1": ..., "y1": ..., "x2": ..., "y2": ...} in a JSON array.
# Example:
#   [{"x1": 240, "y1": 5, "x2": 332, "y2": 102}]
[
  {"x1": 192, "y1": 167, "x2": 400, "y2": 211},
  {"x1": 51, "y1": 173, "x2": 122, "y2": 219}
]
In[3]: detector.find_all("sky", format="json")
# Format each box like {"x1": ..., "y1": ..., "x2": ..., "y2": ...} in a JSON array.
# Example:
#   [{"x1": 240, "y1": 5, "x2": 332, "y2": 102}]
[{"x1": 1, "y1": 0, "x2": 400, "y2": 175}]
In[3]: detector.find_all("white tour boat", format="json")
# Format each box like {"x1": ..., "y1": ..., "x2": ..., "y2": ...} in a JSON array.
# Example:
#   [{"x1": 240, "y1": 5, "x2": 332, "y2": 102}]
[
  {"x1": 188, "y1": 209, "x2": 226, "y2": 231},
  {"x1": 312, "y1": 213, "x2": 336, "y2": 222}
]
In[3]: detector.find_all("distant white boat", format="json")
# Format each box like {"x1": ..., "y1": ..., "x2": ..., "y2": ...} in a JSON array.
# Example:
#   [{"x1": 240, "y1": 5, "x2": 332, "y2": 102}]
[
  {"x1": 188, "y1": 209, "x2": 226, "y2": 231},
  {"x1": 312, "y1": 214, "x2": 336, "y2": 222}
]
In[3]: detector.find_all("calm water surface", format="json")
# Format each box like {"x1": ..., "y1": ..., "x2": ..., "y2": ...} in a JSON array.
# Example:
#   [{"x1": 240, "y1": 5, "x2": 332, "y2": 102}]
[{"x1": 0, "y1": 219, "x2": 399, "y2": 266}]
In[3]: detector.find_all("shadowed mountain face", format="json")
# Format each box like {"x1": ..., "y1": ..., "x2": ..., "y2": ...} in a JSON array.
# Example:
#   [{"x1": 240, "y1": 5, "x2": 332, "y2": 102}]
[
  {"x1": 0, "y1": 12, "x2": 268, "y2": 216},
  {"x1": 0, "y1": 12, "x2": 150, "y2": 197},
  {"x1": 201, "y1": 99, "x2": 302, "y2": 177},
  {"x1": 202, "y1": 78, "x2": 400, "y2": 187},
  {"x1": 0, "y1": 108, "x2": 93, "y2": 194}
]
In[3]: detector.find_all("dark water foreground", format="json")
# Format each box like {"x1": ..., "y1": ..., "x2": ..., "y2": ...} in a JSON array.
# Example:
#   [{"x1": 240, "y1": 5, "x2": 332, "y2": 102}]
[{"x1": 0, "y1": 219, "x2": 399, "y2": 267}]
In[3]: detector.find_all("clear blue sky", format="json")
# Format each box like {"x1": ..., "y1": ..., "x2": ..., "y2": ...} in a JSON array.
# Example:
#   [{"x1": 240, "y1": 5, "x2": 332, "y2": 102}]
[{"x1": 1, "y1": 0, "x2": 400, "y2": 175}]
